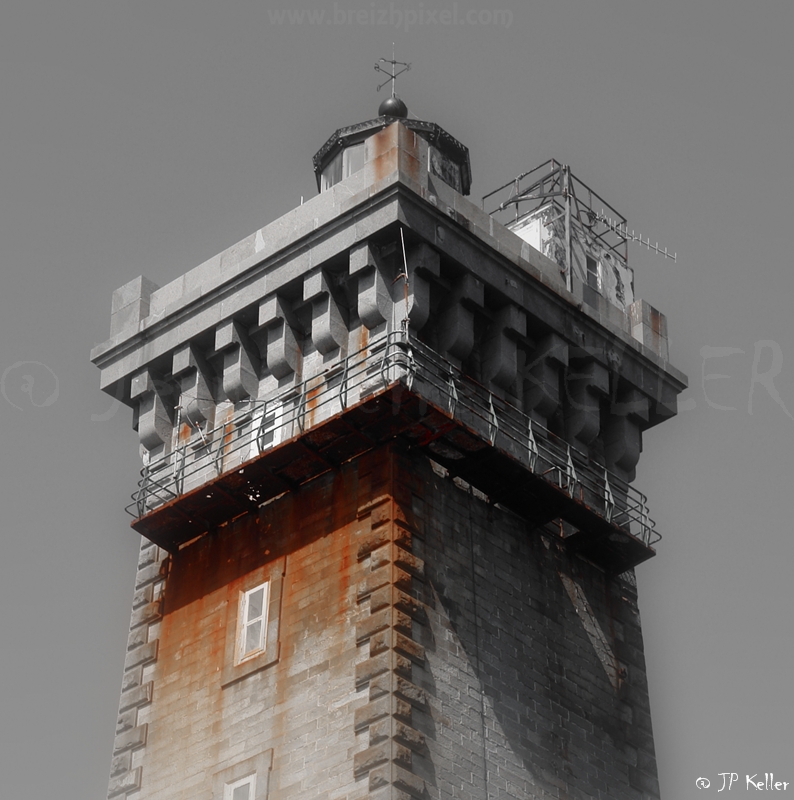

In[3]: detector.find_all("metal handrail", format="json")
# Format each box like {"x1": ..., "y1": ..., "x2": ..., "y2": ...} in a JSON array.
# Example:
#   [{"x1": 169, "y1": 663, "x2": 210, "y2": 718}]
[
  {"x1": 405, "y1": 338, "x2": 657, "y2": 545},
  {"x1": 126, "y1": 331, "x2": 659, "y2": 547},
  {"x1": 126, "y1": 333, "x2": 401, "y2": 516}
]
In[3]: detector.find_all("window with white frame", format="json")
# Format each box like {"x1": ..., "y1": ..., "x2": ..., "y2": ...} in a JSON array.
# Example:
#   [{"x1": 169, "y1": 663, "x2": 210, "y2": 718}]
[
  {"x1": 213, "y1": 750, "x2": 272, "y2": 800},
  {"x1": 238, "y1": 581, "x2": 270, "y2": 664},
  {"x1": 224, "y1": 774, "x2": 256, "y2": 800},
  {"x1": 256, "y1": 399, "x2": 284, "y2": 453},
  {"x1": 222, "y1": 561, "x2": 283, "y2": 687}
]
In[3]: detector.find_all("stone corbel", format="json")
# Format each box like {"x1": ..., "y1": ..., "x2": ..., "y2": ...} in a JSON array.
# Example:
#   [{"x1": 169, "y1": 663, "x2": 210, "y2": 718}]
[
  {"x1": 603, "y1": 388, "x2": 650, "y2": 482},
  {"x1": 303, "y1": 268, "x2": 347, "y2": 355},
  {"x1": 349, "y1": 241, "x2": 392, "y2": 330},
  {"x1": 436, "y1": 272, "x2": 483, "y2": 361},
  {"x1": 215, "y1": 319, "x2": 261, "y2": 402},
  {"x1": 256, "y1": 295, "x2": 302, "y2": 380},
  {"x1": 172, "y1": 343, "x2": 215, "y2": 427},
  {"x1": 565, "y1": 359, "x2": 609, "y2": 448},
  {"x1": 130, "y1": 368, "x2": 175, "y2": 452},
  {"x1": 400, "y1": 242, "x2": 440, "y2": 331},
  {"x1": 482, "y1": 304, "x2": 527, "y2": 389},
  {"x1": 524, "y1": 333, "x2": 568, "y2": 426}
]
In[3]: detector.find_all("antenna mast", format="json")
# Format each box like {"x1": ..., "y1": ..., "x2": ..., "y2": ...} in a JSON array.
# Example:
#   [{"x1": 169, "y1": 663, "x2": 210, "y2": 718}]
[{"x1": 597, "y1": 211, "x2": 677, "y2": 262}]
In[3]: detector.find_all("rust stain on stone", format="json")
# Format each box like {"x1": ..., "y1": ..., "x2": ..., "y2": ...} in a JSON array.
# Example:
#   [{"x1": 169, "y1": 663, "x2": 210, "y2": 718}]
[
  {"x1": 358, "y1": 323, "x2": 369, "y2": 357},
  {"x1": 369, "y1": 124, "x2": 400, "y2": 184},
  {"x1": 649, "y1": 307, "x2": 662, "y2": 332},
  {"x1": 305, "y1": 377, "x2": 323, "y2": 429},
  {"x1": 178, "y1": 423, "x2": 192, "y2": 445}
]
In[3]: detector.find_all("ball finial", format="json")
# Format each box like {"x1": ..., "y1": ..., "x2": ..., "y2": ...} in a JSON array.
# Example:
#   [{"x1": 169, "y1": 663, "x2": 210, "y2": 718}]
[{"x1": 378, "y1": 95, "x2": 408, "y2": 118}]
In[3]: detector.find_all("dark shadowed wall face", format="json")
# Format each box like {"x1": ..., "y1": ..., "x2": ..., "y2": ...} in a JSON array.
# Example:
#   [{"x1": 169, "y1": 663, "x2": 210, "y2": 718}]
[{"x1": 418, "y1": 460, "x2": 658, "y2": 799}]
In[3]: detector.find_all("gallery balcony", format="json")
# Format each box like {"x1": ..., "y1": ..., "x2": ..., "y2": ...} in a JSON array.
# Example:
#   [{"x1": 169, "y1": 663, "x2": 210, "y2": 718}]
[{"x1": 128, "y1": 332, "x2": 659, "y2": 573}]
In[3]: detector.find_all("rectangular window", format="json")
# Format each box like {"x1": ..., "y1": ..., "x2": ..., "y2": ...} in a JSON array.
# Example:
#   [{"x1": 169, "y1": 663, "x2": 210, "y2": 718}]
[
  {"x1": 342, "y1": 143, "x2": 366, "y2": 178},
  {"x1": 222, "y1": 560, "x2": 283, "y2": 687},
  {"x1": 256, "y1": 399, "x2": 284, "y2": 453},
  {"x1": 320, "y1": 151, "x2": 343, "y2": 192},
  {"x1": 224, "y1": 774, "x2": 256, "y2": 800},
  {"x1": 238, "y1": 582, "x2": 270, "y2": 664},
  {"x1": 586, "y1": 254, "x2": 600, "y2": 292},
  {"x1": 213, "y1": 751, "x2": 272, "y2": 800}
]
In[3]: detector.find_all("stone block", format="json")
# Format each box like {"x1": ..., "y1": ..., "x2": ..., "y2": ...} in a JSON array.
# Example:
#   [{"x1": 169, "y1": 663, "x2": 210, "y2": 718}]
[
  {"x1": 123, "y1": 641, "x2": 157, "y2": 671},
  {"x1": 353, "y1": 741, "x2": 390, "y2": 776},
  {"x1": 629, "y1": 299, "x2": 669, "y2": 360},
  {"x1": 355, "y1": 653, "x2": 390, "y2": 687},
  {"x1": 111, "y1": 275, "x2": 160, "y2": 315},
  {"x1": 356, "y1": 607, "x2": 393, "y2": 643},
  {"x1": 354, "y1": 695, "x2": 390, "y2": 730},
  {"x1": 107, "y1": 767, "x2": 142, "y2": 798},
  {"x1": 113, "y1": 724, "x2": 147, "y2": 755},
  {"x1": 129, "y1": 600, "x2": 161, "y2": 629},
  {"x1": 219, "y1": 233, "x2": 257, "y2": 274},
  {"x1": 369, "y1": 762, "x2": 424, "y2": 797},
  {"x1": 147, "y1": 276, "x2": 184, "y2": 320},
  {"x1": 135, "y1": 560, "x2": 165, "y2": 588},
  {"x1": 121, "y1": 665, "x2": 143, "y2": 693},
  {"x1": 394, "y1": 720, "x2": 425, "y2": 752},
  {"x1": 131, "y1": 583, "x2": 153, "y2": 610},
  {"x1": 394, "y1": 631, "x2": 425, "y2": 664},
  {"x1": 109, "y1": 302, "x2": 145, "y2": 339},
  {"x1": 119, "y1": 682, "x2": 153, "y2": 713},
  {"x1": 183, "y1": 254, "x2": 222, "y2": 297},
  {"x1": 126, "y1": 625, "x2": 146, "y2": 652},
  {"x1": 109, "y1": 750, "x2": 131, "y2": 779}
]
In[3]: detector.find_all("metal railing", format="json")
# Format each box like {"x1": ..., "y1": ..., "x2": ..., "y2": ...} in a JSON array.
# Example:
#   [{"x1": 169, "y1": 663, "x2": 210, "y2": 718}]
[{"x1": 127, "y1": 332, "x2": 659, "y2": 547}]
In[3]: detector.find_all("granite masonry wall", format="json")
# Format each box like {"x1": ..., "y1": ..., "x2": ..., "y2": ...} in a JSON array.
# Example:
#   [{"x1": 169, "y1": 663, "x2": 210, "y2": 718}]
[{"x1": 107, "y1": 444, "x2": 658, "y2": 800}]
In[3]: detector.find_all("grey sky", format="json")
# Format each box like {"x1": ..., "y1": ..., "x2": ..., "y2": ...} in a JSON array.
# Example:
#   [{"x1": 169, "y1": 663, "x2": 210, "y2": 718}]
[{"x1": 1, "y1": 1, "x2": 792, "y2": 798}]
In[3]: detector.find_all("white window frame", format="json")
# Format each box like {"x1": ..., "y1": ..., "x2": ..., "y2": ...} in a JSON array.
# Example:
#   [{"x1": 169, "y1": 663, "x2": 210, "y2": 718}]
[
  {"x1": 222, "y1": 560, "x2": 283, "y2": 688},
  {"x1": 213, "y1": 751, "x2": 273, "y2": 800},
  {"x1": 256, "y1": 398, "x2": 285, "y2": 454},
  {"x1": 237, "y1": 581, "x2": 270, "y2": 664},
  {"x1": 224, "y1": 774, "x2": 256, "y2": 800}
]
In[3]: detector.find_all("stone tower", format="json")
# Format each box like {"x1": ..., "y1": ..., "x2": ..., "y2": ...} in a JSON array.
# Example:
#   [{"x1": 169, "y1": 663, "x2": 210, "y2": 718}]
[{"x1": 92, "y1": 102, "x2": 686, "y2": 799}]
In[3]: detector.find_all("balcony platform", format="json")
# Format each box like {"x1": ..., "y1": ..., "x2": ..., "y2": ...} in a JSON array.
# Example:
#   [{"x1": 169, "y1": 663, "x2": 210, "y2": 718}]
[{"x1": 131, "y1": 338, "x2": 657, "y2": 573}]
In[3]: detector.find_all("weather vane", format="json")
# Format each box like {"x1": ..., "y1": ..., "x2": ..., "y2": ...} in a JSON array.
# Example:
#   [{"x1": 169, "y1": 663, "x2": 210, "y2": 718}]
[{"x1": 375, "y1": 44, "x2": 411, "y2": 97}]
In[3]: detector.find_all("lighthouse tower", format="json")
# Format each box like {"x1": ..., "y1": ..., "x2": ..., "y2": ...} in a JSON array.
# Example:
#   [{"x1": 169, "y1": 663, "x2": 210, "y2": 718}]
[{"x1": 92, "y1": 92, "x2": 686, "y2": 800}]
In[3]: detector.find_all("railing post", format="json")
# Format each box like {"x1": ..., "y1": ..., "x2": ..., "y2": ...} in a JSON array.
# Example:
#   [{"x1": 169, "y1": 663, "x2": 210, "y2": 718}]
[
  {"x1": 214, "y1": 423, "x2": 227, "y2": 476},
  {"x1": 173, "y1": 444, "x2": 186, "y2": 496},
  {"x1": 448, "y1": 373, "x2": 458, "y2": 417},
  {"x1": 566, "y1": 445, "x2": 578, "y2": 497},
  {"x1": 136, "y1": 467, "x2": 149, "y2": 518},
  {"x1": 404, "y1": 337, "x2": 415, "y2": 393},
  {"x1": 603, "y1": 468, "x2": 614, "y2": 523},
  {"x1": 255, "y1": 400, "x2": 269, "y2": 454},
  {"x1": 339, "y1": 355, "x2": 349, "y2": 410},
  {"x1": 488, "y1": 393, "x2": 499, "y2": 446},
  {"x1": 297, "y1": 380, "x2": 307, "y2": 434},
  {"x1": 641, "y1": 502, "x2": 649, "y2": 545},
  {"x1": 527, "y1": 418, "x2": 538, "y2": 473}
]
